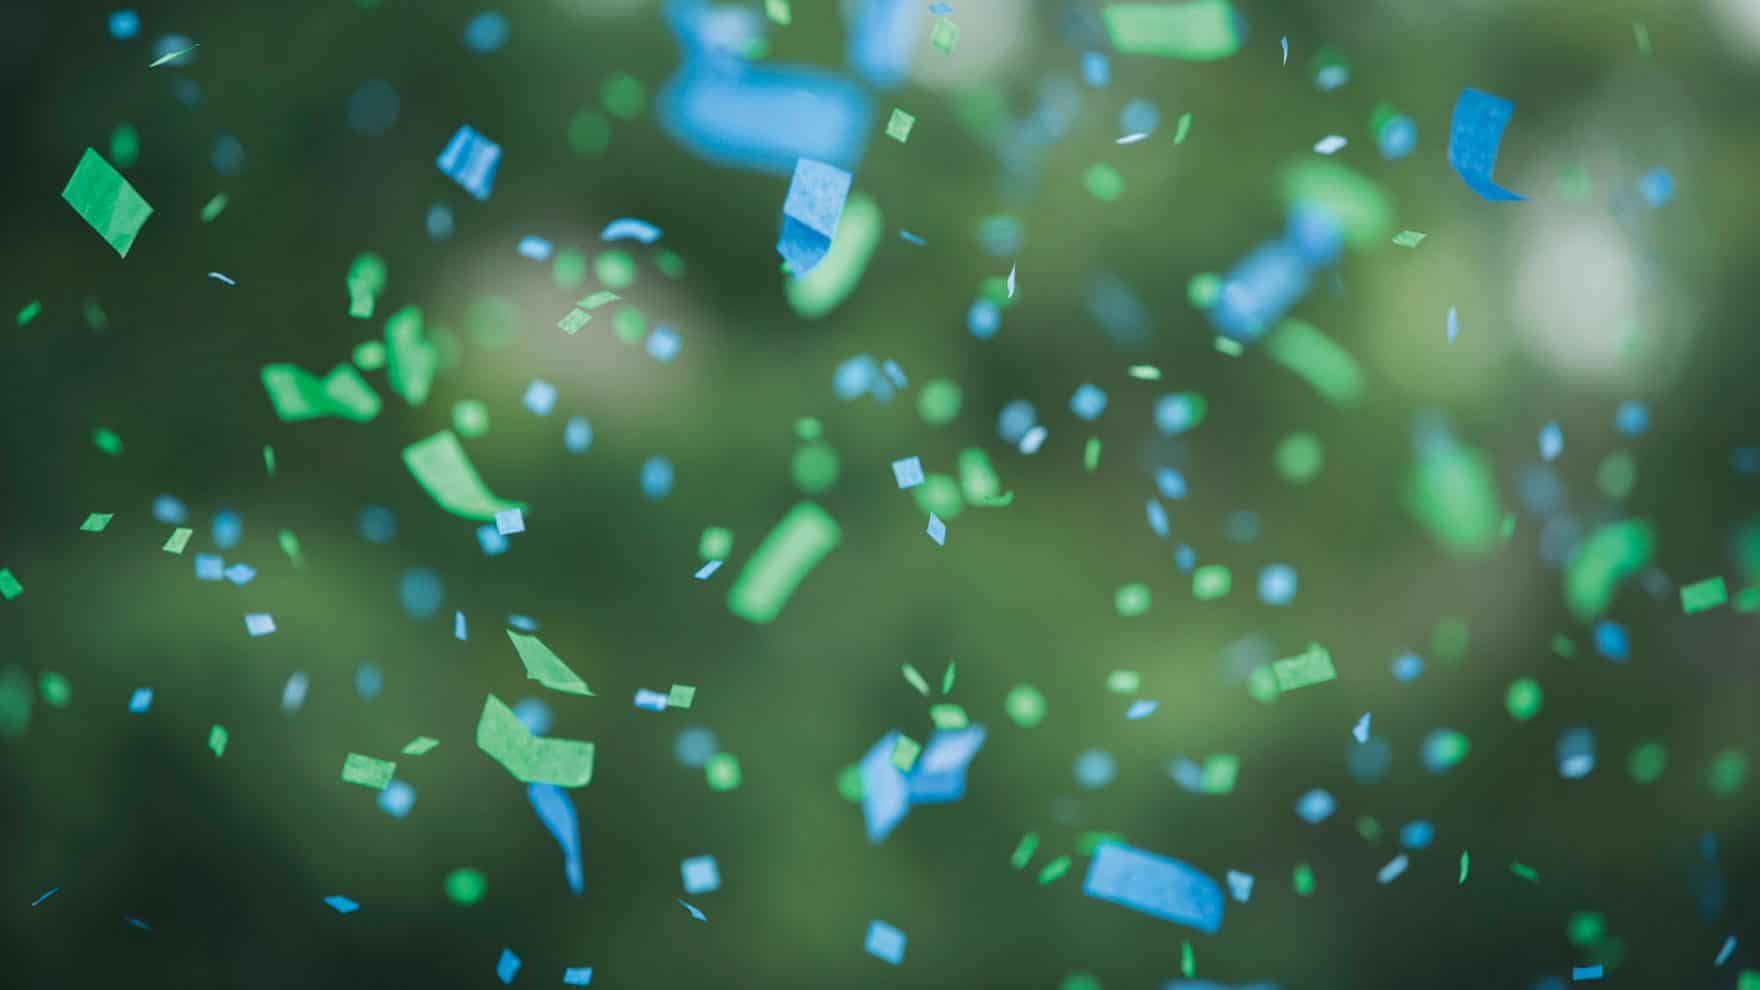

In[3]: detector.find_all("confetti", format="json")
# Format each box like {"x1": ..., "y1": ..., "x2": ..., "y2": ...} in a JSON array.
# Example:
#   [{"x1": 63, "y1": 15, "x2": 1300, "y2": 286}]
[
  {"x1": 1102, "y1": 1, "x2": 1242, "y2": 60},
  {"x1": 403, "y1": 431, "x2": 525, "y2": 522},
  {"x1": 777, "y1": 159, "x2": 852, "y2": 277},
  {"x1": 1083, "y1": 843, "x2": 1224, "y2": 933},
  {"x1": 726, "y1": 503, "x2": 841, "y2": 624},
  {"x1": 476, "y1": 694, "x2": 595, "y2": 787},
  {"x1": 61, "y1": 149, "x2": 153, "y2": 257},
  {"x1": 1448, "y1": 88, "x2": 1525, "y2": 201}
]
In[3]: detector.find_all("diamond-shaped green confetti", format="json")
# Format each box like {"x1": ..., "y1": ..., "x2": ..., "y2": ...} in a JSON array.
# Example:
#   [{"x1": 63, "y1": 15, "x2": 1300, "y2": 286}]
[
  {"x1": 1392, "y1": 229, "x2": 1426, "y2": 248},
  {"x1": 444, "y1": 867, "x2": 487, "y2": 905},
  {"x1": 341, "y1": 753, "x2": 396, "y2": 790},
  {"x1": 1037, "y1": 854, "x2": 1071, "y2": 886},
  {"x1": 930, "y1": 17, "x2": 959, "y2": 53},
  {"x1": 1627, "y1": 741, "x2": 1667, "y2": 783},
  {"x1": 929, "y1": 703, "x2": 968, "y2": 730},
  {"x1": 39, "y1": 672, "x2": 72, "y2": 708},
  {"x1": 836, "y1": 764, "x2": 864, "y2": 802},
  {"x1": 62, "y1": 148, "x2": 154, "y2": 257},
  {"x1": 1193, "y1": 565, "x2": 1231, "y2": 600},
  {"x1": 885, "y1": 108, "x2": 916, "y2": 143},
  {"x1": 93, "y1": 428, "x2": 123, "y2": 457},
  {"x1": 1199, "y1": 754, "x2": 1238, "y2": 794},
  {"x1": 890, "y1": 734, "x2": 922, "y2": 772},
  {"x1": 557, "y1": 308, "x2": 591, "y2": 334},
  {"x1": 401, "y1": 736, "x2": 441, "y2": 755},
  {"x1": 1292, "y1": 862, "x2": 1315, "y2": 896},
  {"x1": 163, "y1": 528, "x2": 193, "y2": 554},
  {"x1": 208, "y1": 724, "x2": 229, "y2": 758},
  {"x1": 706, "y1": 752, "x2": 741, "y2": 791},
  {"x1": 1504, "y1": 678, "x2": 1543, "y2": 721},
  {"x1": 667, "y1": 684, "x2": 696, "y2": 709},
  {"x1": 199, "y1": 193, "x2": 228, "y2": 223},
  {"x1": 1356, "y1": 815, "x2": 1382, "y2": 843},
  {"x1": 1004, "y1": 683, "x2": 1046, "y2": 728},
  {"x1": 765, "y1": 0, "x2": 791, "y2": 25},
  {"x1": 16, "y1": 300, "x2": 41, "y2": 327},
  {"x1": 0, "y1": 568, "x2": 21, "y2": 601},
  {"x1": 1682, "y1": 576, "x2": 1728, "y2": 614},
  {"x1": 80, "y1": 513, "x2": 113, "y2": 533}
]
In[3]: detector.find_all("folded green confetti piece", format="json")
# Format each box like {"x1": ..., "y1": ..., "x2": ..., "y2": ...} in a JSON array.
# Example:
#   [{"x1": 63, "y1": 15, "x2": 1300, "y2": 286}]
[
  {"x1": 403, "y1": 430, "x2": 525, "y2": 521},
  {"x1": 62, "y1": 148, "x2": 153, "y2": 257},
  {"x1": 507, "y1": 629, "x2": 593, "y2": 696},
  {"x1": 476, "y1": 694, "x2": 594, "y2": 787}
]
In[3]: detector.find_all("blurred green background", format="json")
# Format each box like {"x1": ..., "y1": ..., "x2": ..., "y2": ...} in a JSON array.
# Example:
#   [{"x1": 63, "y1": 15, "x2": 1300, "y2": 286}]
[{"x1": 4, "y1": 0, "x2": 1760, "y2": 987}]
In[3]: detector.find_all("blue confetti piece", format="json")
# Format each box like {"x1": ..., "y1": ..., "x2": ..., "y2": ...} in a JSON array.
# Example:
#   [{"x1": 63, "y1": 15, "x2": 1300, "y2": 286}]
[
  {"x1": 1347, "y1": 736, "x2": 1392, "y2": 784},
  {"x1": 211, "y1": 134, "x2": 245, "y2": 175},
  {"x1": 898, "y1": 229, "x2": 925, "y2": 245},
  {"x1": 601, "y1": 218, "x2": 662, "y2": 243},
  {"x1": 681, "y1": 855, "x2": 720, "y2": 895},
  {"x1": 1070, "y1": 383, "x2": 1109, "y2": 420},
  {"x1": 860, "y1": 731, "x2": 911, "y2": 842},
  {"x1": 516, "y1": 236, "x2": 552, "y2": 260},
  {"x1": 864, "y1": 920, "x2": 907, "y2": 965},
  {"x1": 1391, "y1": 652, "x2": 1424, "y2": 682},
  {"x1": 436, "y1": 125, "x2": 502, "y2": 201},
  {"x1": 1614, "y1": 400, "x2": 1649, "y2": 437},
  {"x1": 213, "y1": 508, "x2": 242, "y2": 549},
  {"x1": 497, "y1": 948, "x2": 522, "y2": 985},
  {"x1": 1082, "y1": 51, "x2": 1110, "y2": 87},
  {"x1": 31, "y1": 886, "x2": 61, "y2": 907},
  {"x1": 833, "y1": 354, "x2": 879, "y2": 400},
  {"x1": 646, "y1": 327, "x2": 682, "y2": 363},
  {"x1": 1593, "y1": 620, "x2": 1628, "y2": 661},
  {"x1": 1352, "y1": 713, "x2": 1371, "y2": 744},
  {"x1": 426, "y1": 203, "x2": 453, "y2": 240},
  {"x1": 128, "y1": 688, "x2": 153, "y2": 713},
  {"x1": 400, "y1": 567, "x2": 444, "y2": 617},
  {"x1": 881, "y1": 359, "x2": 907, "y2": 388},
  {"x1": 378, "y1": 780, "x2": 416, "y2": 818},
  {"x1": 926, "y1": 512, "x2": 946, "y2": 546},
  {"x1": 777, "y1": 159, "x2": 852, "y2": 277},
  {"x1": 244, "y1": 613, "x2": 276, "y2": 637},
  {"x1": 109, "y1": 10, "x2": 140, "y2": 40},
  {"x1": 997, "y1": 399, "x2": 1036, "y2": 443},
  {"x1": 634, "y1": 689, "x2": 668, "y2": 711},
  {"x1": 846, "y1": 0, "x2": 923, "y2": 89},
  {"x1": 1295, "y1": 788, "x2": 1335, "y2": 824},
  {"x1": 1448, "y1": 88, "x2": 1526, "y2": 201},
  {"x1": 677, "y1": 899, "x2": 707, "y2": 922},
  {"x1": 1146, "y1": 500, "x2": 1169, "y2": 539},
  {"x1": 966, "y1": 299, "x2": 1000, "y2": 339},
  {"x1": 477, "y1": 524, "x2": 510, "y2": 556},
  {"x1": 1126, "y1": 700, "x2": 1158, "y2": 720},
  {"x1": 1638, "y1": 167, "x2": 1674, "y2": 208},
  {"x1": 523, "y1": 379, "x2": 558, "y2": 416},
  {"x1": 209, "y1": 270, "x2": 237, "y2": 286},
  {"x1": 1377, "y1": 115, "x2": 1417, "y2": 160},
  {"x1": 1155, "y1": 467, "x2": 1188, "y2": 499},
  {"x1": 354, "y1": 663, "x2": 383, "y2": 700},
  {"x1": 1120, "y1": 98, "x2": 1159, "y2": 134},
  {"x1": 674, "y1": 727, "x2": 719, "y2": 768},
  {"x1": 1209, "y1": 239, "x2": 1312, "y2": 343},
  {"x1": 640, "y1": 456, "x2": 675, "y2": 500},
  {"x1": 281, "y1": 672, "x2": 308, "y2": 713},
  {"x1": 1715, "y1": 935, "x2": 1736, "y2": 966},
  {"x1": 1399, "y1": 820, "x2": 1434, "y2": 850},
  {"x1": 462, "y1": 11, "x2": 510, "y2": 53},
  {"x1": 930, "y1": 2, "x2": 952, "y2": 13},
  {"x1": 907, "y1": 725, "x2": 986, "y2": 803},
  {"x1": 324, "y1": 895, "x2": 360, "y2": 914},
  {"x1": 1539, "y1": 421, "x2": 1564, "y2": 462},
  {"x1": 152, "y1": 494, "x2": 188, "y2": 524},
  {"x1": 223, "y1": 563, "x2": 255, "y2": 586},
  {"x1": 563, "y1": 416, "x2": 593, "y2": 454},
  {"x1": 454, "y1": 610, "x2": 468, "y2": 641},
  {"x1": 694, "y1": 560, "x2": 723, "y2": 580},
  {"x1": 1257, "y1": 564, "x2": 1297, "y2": 605},
  {"x1": 1446, "y1": 305, "x2": 1459, "y2": 343},
  {"x1": 1556, "y1": 727, "x2": 1596, "y2": 779},
  {"x1": 562, "y1": 967, "x2": 594, "y2": 985},
  {"x1": 891, "y1": 456, "x2": 925, "y2": 489},
  {"x1": 1174, "y1": 544, "x2": 1196, "y2": 572},
  {"x1": 1225, "y1": 870, "x2": 1253, "y2": 903},
  {"x1": 528, "y1": 783, "x2": 585, "y2": 894},
  {"x1": 657, "y1": 60, "x2": 873, "y2": 177},
  {"x1": 125, "y1": 916, "x2": 153, "y2": 931},
  {"x1": 1075, "y1": 748, "x2": 1117, "y2": 789},
  {"x1": 1082, "y1": 842, "x2": 1225, "y2": 934},
  {"x1": 358, "y1": 505, "x2": 397, "y2": 543},
  {"x1": 508, "y1": 614, "x2": 540, "y2": 631},
  {"x1": 1154, "y1": 393, "x2": 1204, "y2": 436},
  {"x1": 1377, "y1": 854, "x2": 1409, "y2": 884},
  {"x1": 495, "y1": 508, "x2": 525, "y2": 536},
  {"x1": 1571, "y1": 965, "x2": 1602, "y2": 981},
  {"x1": 512, "y1": 696, "x2": 551, "y2": 734}
]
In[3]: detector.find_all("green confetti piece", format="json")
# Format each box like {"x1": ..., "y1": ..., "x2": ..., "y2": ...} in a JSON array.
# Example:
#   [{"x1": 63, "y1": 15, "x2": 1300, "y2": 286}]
[
  {"x1": 928, "y1": 703, "x2": 968, "y2": 730},
  {"x1": 789, "y1": 442, "x2": 838, "y2": 492},
  {"x1": 1596, "y1": 451, "x2": 1637, "y2": 500},
  {"x1": 148, "y1": 43, "x2": 198, "y2": 68},
  {"x1": 162, "y1": 528, "x2": 193, "y2": 554},
  {"x1": 1084, "y1": 437, "x2": 1101, "y2": 472},
  {"x1": 16, "y1": 300, "x2": 41, "y2": 327},
  {"x1": 1741, "y1": 973, "x2": 1760, "y2": 990},
  {"x1": 1037, "y1": 854, "x2": 1072, "y2": 886},
  {"x1": 1199, "y1": 754, "x2": 1238, "y2": 795},
  {"x1": 1564, "y1": 520, "x2": 1654, "y2": 621},
  {"x1": 61, "y1": 149, "x2": 153, "y2": 257},
  {"x1": 930, "y1": 17, "x2": 958, "y2": 53},
  {"x1": 263, "y1": 445, "x2": 276, "y2": 477},
  {"x1": 699, "y1": 526, "x2": 733, "y2": 561},
  {"x1": 82, "y1": 298, "x2": 108, "y2": 331},
  {"x1": 1458, "y1": 851, "x2": 1470, "y2": 884},
  {"x1": 0, "y1": 667, "x2": 30, "y2": 739},
  {"x1": 1084, "y1": 163, "x2": 1123, "y2": 202},
  {"x1": 890, "y1": 734, "x2": 922, "y2": 772},
  {"x1": 93, "y1": 427, "x2": 123, "y2": 456},
  {"x1": 1566, "y1": 911, "x2": 1606, "y2": 948},
  {"x1": 1246, "y1": 665, "x2": 1279, "y2": 704},
  {"x1": 1264, "y1": 319, "x2": 1365, "y2": 407},
  {"x1": 1272, "y1": 643, "x2": 1336, "y2": 692},
  {"x1": 1404, "y1": 442, "x2": 1503, "y2": 556},
  {"x1": 958, "y1": 448, "x2": 1010, "y2": 505},
  {"x1": 705, "y1": 752, "x2": 741, "y2": 791},
  {"x1": 1213, "y1": 336, "x2": 1243, "y2": 357},
  {"x1": 1500, "y1": 512, "x2": 1517, "y2": 542},
  {"x1": 1509, "y1": 861, "x2": 1540, "y2": 883},
  {"x1": 444, "y1": 867, "x2": 487, "y2": 905},
  {"x1": 1173, "y1": 112, "x2": 1192, "y2": 144},
  {"x1": 596, "y1": 250, "x2": 637, "y2": 289},
  {"x1": 837, "y1": 764, "x2": 864, "y2": 802},
  {"x1": 1551, "y1": 634, "x2": 1578, "y2": 659},
  {"x1": 1010, "y1": 832, "x2": 1039, "y2": 869},
  {"x1": 384, "y1": 305, "x2": 437, "y2": 406},
  {"x1": 1292, "y1": 862, "x2": 1315, "y2": 896},
  {"x1": 885, "y1": 108, "x2": 916, "y2": 143},
  {"x1": 1627, "y1": 741, "x2": 1667, "y2": 784},
  {"x1": 557, "y1": 308, "x2": 591, "y2": 334},
  {"x1": 38, "y1": 672, "x2": 72, "y2": 708},
  {"x1": 1633, "y1": 20, "x2": 1651, "y2": 55},
  {"x1": 1192, "y1": 565, "x2": 1231, "y2": 601},
  {"x1": 1105, "y1": 670, "x2": 1140, "y2": 694},
  {"x1": 199, "y1": 193, "x2": 228, "y2": 223},
  {"x1": 553, "y1": 248, "x2": 586, "y2": 288},
  {"x1": 655, "y1": 248, "x2": 686, "y2": 278},
  {"x1": 1356, "y1": 815, "x2": 1382, "y2": 843},
  {"x1": 913, "y1": 474, "x2": 963, "y2": 519},
  {"x1": 0, "y1": 568, "x2": 20, "y2": 601},
  {"x1": 1392, "y1": 229, "x2": 1426, "y2": 248},
  {"x1": 1708, "y1": 748, "x2": 1747, "y2": 795},
  {"x1": 341, "y1": 753, "x2": 396, "y2": 790},
  {"x1": 941, "y1": 662, "x2": 956, "y2": 694},
  {"x1": 793, "y1": 417, "x2": 823, "y2": 441},
  {"x1": 476, "y1": 694, "x2": 595, "y2": 787},
  {"x1": 598, "y1": 73, "x2": 646, "y2": 120},
  {"x1": 353, "y1": 340, "x2": 386, "y2": 370},
  {"x1": 917, "y1": 379, "x2": 962, "y2": 425},
  {"x1": 1181, "y1": 942, "x2": 1194, "y2": 979},
  {"x1": 566, "y1": 109, "x2": 612, "y2": 157},
  {"x1": 401, "y1": 736, "x2": 441, "y2": 755},
  {"x1": 1505, "y1": 677, "x2": 1542, "y2": 721},
  {"x1": 1115, "y1": 582, "x2": 1151, "y2": 617},
  {"x1": 667, "y1": 684, "x2": 696, "y2": 709},
  {"x1": 902, "y1": 664, "x2": 931, "y2": 697},
  {"x1": 109, "y1": 123, "x2": 139, "y2": 168},
  {"x1": 1737, "y1": 586, "x2": 1760, "y2": 613},
  {"x1": 80, "y1": 513, "x2": 113, "y2": 533},
  {"x1": 208, "y1": 724, "x2": 228, "y2": 757},
  {"x1": 1681, "y1": 577, "x2": 1728, "y2": 614},
  {"x1": 448, "y1": 400, "x2": 490, "y2": 439},
  {"x1": 1187, "y1": 272, "x2": 1221, "y2": 308},
  {"x1": 507, "y1": 630, "x2": 593, "y2": 696},
  {"x1": 726, "y1": 502, "x2": 841, "y2": 624},
  {"x1": 1275, "y1": 431, "x2": 1324, "y2": 483},
  {"x1": 1128, "y1": 364, "x2": 1162, "y2": 380},
  {"x1": 277, "y1": 529, "x2": 303, "y2": 569},
  {"x1": 786, "y1": 193, "x2": 882, "y2": 320},
  {"x1": 403, "y1": 430, "x2": 525, "y2": 522},
  {"x1": 612, "y1": 306, "x2": 647, "y2": 344},
  {"x1": 765, "y1": 0, "x2": 791, "y2": 25},
  {"x1": 1004, "y1": 683, "x2": 1046, "y2": 728},
  {"x1": 260, "y1": 363, "x2": 382, "y2": 422},
  {"x1": 1102, "y1": 1, "x2": 1242, "y2": 59}
]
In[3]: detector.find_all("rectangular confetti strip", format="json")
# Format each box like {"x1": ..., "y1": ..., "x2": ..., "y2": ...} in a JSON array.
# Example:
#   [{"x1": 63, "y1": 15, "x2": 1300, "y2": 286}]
[
  {"x1": 61, "y1": 148, "x2": 154, "y2": 257},
  {"x1": 1272, "y1": 643, "x2": 1336, "y2": 692}
]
